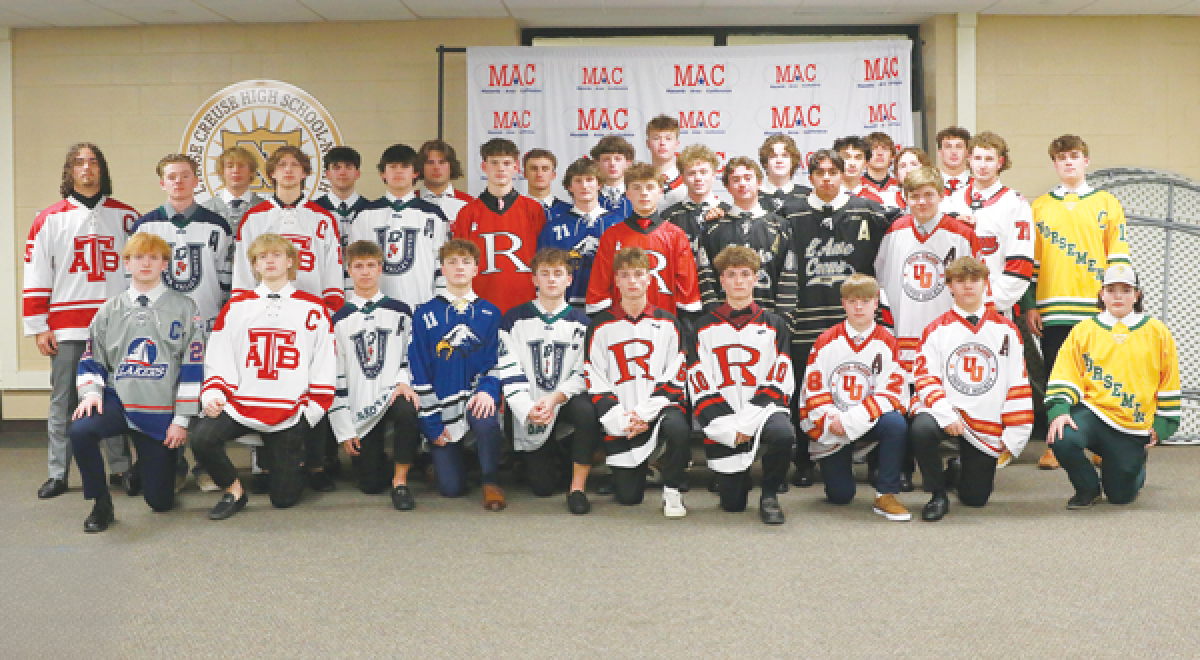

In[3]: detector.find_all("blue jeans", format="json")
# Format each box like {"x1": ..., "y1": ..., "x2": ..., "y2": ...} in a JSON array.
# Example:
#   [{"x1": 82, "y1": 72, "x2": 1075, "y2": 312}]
[
  {"x1": 820, "y1": 410, "x2": 907, "y2": 503},
  {"x1": 429, "y1": 410, "x2": 502, "y2": 497}
]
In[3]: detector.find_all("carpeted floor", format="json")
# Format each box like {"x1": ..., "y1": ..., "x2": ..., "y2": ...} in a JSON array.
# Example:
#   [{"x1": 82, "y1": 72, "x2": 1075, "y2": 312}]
[{"x1": 3, "y1": 428, "x2": 1199, "y2": 658}]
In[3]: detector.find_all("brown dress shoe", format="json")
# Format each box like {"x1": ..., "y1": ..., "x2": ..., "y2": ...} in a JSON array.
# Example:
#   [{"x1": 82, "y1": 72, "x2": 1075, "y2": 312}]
[
  {"x1": 483, "y1": 484, "x2": 506, "y2": 511},
  {"x1": 1090, "y1": 452, "x2": 1103, "y2": 467},
  {"x1": 1038, "y1": 448, "x2": 1060, "y2": 470}
]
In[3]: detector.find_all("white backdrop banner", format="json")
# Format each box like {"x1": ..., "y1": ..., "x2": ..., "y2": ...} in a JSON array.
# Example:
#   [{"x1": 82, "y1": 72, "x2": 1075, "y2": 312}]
[{"x1": 466, "y1": 41, "x2": 913, "y2": 198}]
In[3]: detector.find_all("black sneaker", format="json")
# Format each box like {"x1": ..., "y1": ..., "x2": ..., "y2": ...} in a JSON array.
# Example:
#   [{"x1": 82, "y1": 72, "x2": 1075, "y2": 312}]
[
  {"x1": 391, "y1": 484, "x2": 415, "y2": 511},
  {"x1": 567, "y1": 490, "x2": 591, "y2": 515},
  {"x1": 759, "y1": 496, "x2": 785, "y2": 525},
  {"x1": 1067, "y1": 490, "x2": 1102, "y2": 510},
  {"x1": 595, "y1": 474, "x2": 613, "y2": 496},
  {"x1": 308, "y1": 471, "x2": 336, "y2": 493},
  {"x1": 209, "y1": 492, "x2": 248, "y2": 520}
]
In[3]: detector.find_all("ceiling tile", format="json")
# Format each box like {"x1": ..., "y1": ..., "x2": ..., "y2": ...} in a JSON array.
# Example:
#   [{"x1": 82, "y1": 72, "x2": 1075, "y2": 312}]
[
  {"x1": 0, "y1": 7, "x2": 50, "y2": 26},
  {"x1": 401, "y1": 0, "x2": 508, "y2": 18},
  {"x1": 1163, "y1": 0, "x2": 1200, "y2": 12},
  {"x1": 981, "y1": 0, "x2": 1095, "y2": 14},
  {"x1": 5, "y1": 0, "x2": 137, "y2": 25},
  {"x1": 90, "y1": 0, "x2": 229, "y2": 23},
  {"x1": 1072, "y1": 0, "x2": 1193, "y2": 12},
  {"x1": 302, "y1": 0, "x2": 416, "y2": 20},
  {"x1": 194, "y1": 0, "x2": 324, "y2": 22}
]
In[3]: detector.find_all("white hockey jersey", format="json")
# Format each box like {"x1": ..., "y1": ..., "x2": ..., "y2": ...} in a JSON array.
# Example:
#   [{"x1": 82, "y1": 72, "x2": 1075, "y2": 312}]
[
  {"x1": 232, "y1": 197, "x2": 345, "y2": 312},
  {"x1": 494, "y1": 300, "x2": 590, "y2": 451},
  {"x1": 584, "y1": 304, "x2": 687, "y2": 468},
  {"x1": 912, "y1": 306, "x2": 1034, "y2": 458},
  {"x1": 328, "y1": 292, "x2": 413, "y2": 443},
  {"x1": 201, "y1": 283, "x2": 336, "y2": 433},
  {"x1": 688, "y1": 304, "x2": 794, "y2": 474},
  {"x1": 942, "y1": 181, "x2": 1035, "y2": 312},
  {"x1": 23, "y1": 196, "x2": 139, "y2": 341},
  {"x1": 347, "y1": 192, "x2": 450, "y2": 312},
  {"x1": 802, "y1": 321, "x2": 908, "y2": 459},
  {"x1": 417, "y1": 183, "x2": 469, "y2": 223},
  {"x1": 875, "y1": 213, "x2": 981, "y2": 373},
  {"x1": 131, "y1": 204, "x2": 234, "y2": 332}
]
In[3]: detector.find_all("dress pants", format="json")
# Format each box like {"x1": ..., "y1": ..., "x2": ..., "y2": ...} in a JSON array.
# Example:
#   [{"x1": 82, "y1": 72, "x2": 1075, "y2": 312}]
[
  {"x1": 910, "y1": 412, "x2": 997, "y2": 507},
  {"x1": 355, "y1": 397, "x2": 420, "y2": 494},
  {"x1": 429, "y1": 410, "x2": 503, "y2": 498},
  {"x1": 520, "y1": 395, "x2": 603, "y2": 497},
  {"x1": 820, "y1": 410, "x2": 908, "y2": 504},
  {"x1": 710, "y1": 411, "x2": 795, "y2": 512},
  {"x1": 1051, "y1": 404, "x2": 1148, "y2": 505},
  {"x1": 610, "y1": 407, "x2": 691, "y2": 506},
  {"x1": 191, "y1": 412, "x2": 312, "y2": 508},
  {"x1": 48, "y1": 340, "x2": 130, "y2": 480},
  {"x1": 69, "y1": 388, "x2": 176, "y2": 512}
]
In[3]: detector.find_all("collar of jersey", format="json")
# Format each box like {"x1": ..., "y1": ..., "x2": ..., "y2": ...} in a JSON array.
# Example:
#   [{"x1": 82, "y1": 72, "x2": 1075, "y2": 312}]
[
  {"x1": 1095, "y1": 310, "x2": 1147, "y2": 331},
  {"x1": 843, "y1": 320, "x2": 876, "y2": 344},
  {"x1": 807, "y1": 190, "x2": 850, "y2": 211},
  {"x1": 126, "y1": 282, "x2": 167, "y2": 306},
  {"x1": 439, "y1": 290, "x2": 478, "y2": 305},
  {"x1": 419, "y1": 183, "x2": 456, "y2": 199},
  {"x1": 532, "y1": 298, "x2": 571, "y2": 323},
  {"x1": 727, "y1": 203, "x2": 766, "y2": 219},
  {"x1": 386, "y1": 191, "x2": 417, "y2": 209},
  {"x1": 254, "y1": 282, "x2": 296, "y2": 298},
  {"x1": 350, "y1": 290, "x2": 386, "y2": 311},
  {"x1": 762, "y1": 180, "x2": 795, "y2": 195},
  {"x1": 1050, "y1": 182, "x2": 1096, "y2": 199},
  {"x1": 161, "y1": 202, "x2": 200, "y2": 225}
]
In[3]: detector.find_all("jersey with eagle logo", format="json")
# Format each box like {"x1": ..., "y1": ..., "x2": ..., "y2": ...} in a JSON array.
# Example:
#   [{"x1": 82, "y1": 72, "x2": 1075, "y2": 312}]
[
  {"x1": 328, "y1": 292, "x2": 414, "y2": 444},
  {"x1": 688, "y1": 303, "x2": 794, "y2": 474},
  {"x1": 494, "y1": 300, "x2": 590, "y2": 450},
  {"x1": 584, "y1": 303, "x2": 687, "y2": 468},
  {"x1": 942, "y1": 181, "x2": 1035, "y2": 312},
  {"x1": 232, "y1": 197, "x2": 345, "y2": 313},
  {"x1": 912, "y1": 306, "x2": 1033, "y2": 459},
  {"x1": 347, "y1": 193, "x2": 450, "y2": 311},
  {"x1": 875, "y1": 212, "x2": 981, "y2": 373},
  {"x1": 801, "y1": 321, "x2": 907, "y2": 459},
  {"x1": 409, "y1": 291, "x2": 501, "y2": 443},
  {"x1": 536, "y1": 205, "x2": 623, "y2": 307},
  {"x1": 76, "y1": 286, "x2": 204, "y2": 441},
  {"x1": 585, "y1": 212, "x2": 702, "y2": 317},
  {"x1": 131, "y1": 205, "x2": 233, "y2": 332},
  {"x1": 200, "y1": 283, "x2": 336, "y2": 433}
]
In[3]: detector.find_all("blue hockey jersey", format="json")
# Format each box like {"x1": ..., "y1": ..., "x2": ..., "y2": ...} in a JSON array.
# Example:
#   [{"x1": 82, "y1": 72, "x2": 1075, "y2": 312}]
[
  {"x1": 131, "y1": 204, "x2": 233, "y2": 331},
  {"x1": 536, "y1": 205, "x2": 622, "y2": 306},
  {"x1": 409, "y1": 291, "x2": 502, "y2": 443}
]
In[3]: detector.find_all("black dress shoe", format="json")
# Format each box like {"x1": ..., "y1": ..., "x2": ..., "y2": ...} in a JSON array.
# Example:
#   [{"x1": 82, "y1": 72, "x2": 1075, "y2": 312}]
[
  {"x1": 595, "y1": 475, "x2": 614, "y2": 496},
  {"x1": 391, "y1": 484, "x2": 416, "y2": 511},
  {"x1": 944, "y1": 457, "x2": 961, "y2": 492},
  {"x1": 899, "y1": 472, "x2": 915, "y2": 493},
  {"x1": 38, "y1": 477, "x2": 68, "y2": 499},
  {"x1": 251, "y1": 473, "x2": 271, "y2": 495},
  {"x1": 121, "y1": 465, "x2": 142, "y2": 497},
  {"x1": 759, "y1": 496, "x2": 785, "y2": 525},
  {"x1": 776, "y1": 481, "x2": 789, "y2": 494},
  {"x1": 1067, "y1": 489, "x2": 1102, "y2": 510},
  {"x1": 209, "y1": 492, "x2": 248, "y2": 520},
  {"x1": 84, "y1": 497, "x2": 115, "y2": 533},
  {"x1": 109, "y1": 474, "x2": 122, "y2": 487},
  {"x1": 567, "y1": 489, "x2": 591, "y2": 515},
  {"x1": 922, "y1": 492, "x2": 949, "y2": 521},
  {"x1": 309, "y1": 471, "x2": 336, "y2": 493},
  {"x1": 791, "y1": 465, "x2": 816, "y2": 488}
]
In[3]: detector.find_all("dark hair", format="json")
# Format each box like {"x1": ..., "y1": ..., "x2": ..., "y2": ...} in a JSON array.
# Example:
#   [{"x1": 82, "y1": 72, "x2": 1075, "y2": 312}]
[
  {"x1": 562, "y1": 157, "x2": 600, "y2": 191},
  {"x1": 1049, "y1": 134, "x2": 1089, "y2": 160},
  {"x1": 832, "y1": 135, "x2": 868, "y2": 155},
  {"x1": 155, "y1": 153, "x2": 198, "y2": 179},
  {"x1": 865, "y1": 131, "x2": 896, "y2": 154},
  {"x1": 439, "y1": 238, "x2": 481, "y2": 262},
  {"x1": 264, "y1": 146, "x2": 312, "y2": 188},
  {"x1": 523, "y1": 148, "x2": 557, "y2": 171},
  {"x1": 807, "y1": 149, "x2": 845, "y2": 175},
  {"x1": 418, "y1": 140, "x2": 465, "y2": 180},
  {"x1": 345, "y1": 239, "x2": 384, "y2": 264},
  {"x1": 377, "y1": 144, "x2": 419, "y2": 173},
  {"x1": 590, "y1": 135, "x2": 636, "y2": 161},
  {"x1": 722, "y1": 156, "x2": 763, "y2": 188},
  {"x1": 1096, "y1": 288, "x2": 1144, "y2": 313},
  {"x1": 758, "y1": 134, "x2": 802, "y2": 176},
  {"x1": 325, "y1": 146, "x2": 362, "y2": 170},
  {"x1": 61, "y1": 142, "x2": 113, "y2": 198},
  {"x1": 623, "y1": 162, "x2": 661, "y2": 188},
  {"x1": 531, "y1": 247, "x2": 576, "y2": 273},
  {"x1": 480, "y1": 138, "x2": 520, "y2": 161},
  {"x1": 936, "y1": 126, "x2": 972, "y2": 149}
]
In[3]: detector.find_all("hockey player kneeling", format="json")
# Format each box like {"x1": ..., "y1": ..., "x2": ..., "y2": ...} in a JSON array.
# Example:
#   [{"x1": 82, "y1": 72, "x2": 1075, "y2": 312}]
[
  {"x1": 585, "y1": 247, "x2": 691, "y2": 517},
  {"x1": 689, "y1": 246, "x2": 795, "y2": 524},
  {"x1": 910, "y1": 257, "x2": 1033, "y2": 521}
]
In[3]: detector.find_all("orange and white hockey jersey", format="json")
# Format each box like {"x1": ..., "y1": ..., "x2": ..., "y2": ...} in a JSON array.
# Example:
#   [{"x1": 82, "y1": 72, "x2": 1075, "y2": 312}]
[
  {"x1": 875, "y1": 213, "x2": 981, "y2": 373},
  {"x1": 911, "y1": 306, "x2": 1033, "y2": 458},
  {"x1": 23, "y1": 196, "x2": 139, "y2": 341},
  {"x1": 802, "y1": 321, "x2": 908, "y2": 459},
  {"x1": 942, "y1": 181, "x2": 1034, "y2": 312},
  {"x1": 232, "y1": 197, "x2": 345, "y2": 312}
]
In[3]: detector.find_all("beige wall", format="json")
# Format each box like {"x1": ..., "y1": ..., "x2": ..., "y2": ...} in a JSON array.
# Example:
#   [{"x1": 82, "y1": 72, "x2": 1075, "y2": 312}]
[
  {"x1": 7, "y1": 18, "x2": 519, "y2": 415},
  {"x1": 919, "y1": 14, "x2": 956, "y2": 154}
]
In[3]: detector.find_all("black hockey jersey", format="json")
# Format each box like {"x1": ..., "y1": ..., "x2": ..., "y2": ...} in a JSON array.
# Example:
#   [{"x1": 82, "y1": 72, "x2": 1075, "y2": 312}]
[{"x1": 694, "y1": 205, "x2": 798, "y2": 318}]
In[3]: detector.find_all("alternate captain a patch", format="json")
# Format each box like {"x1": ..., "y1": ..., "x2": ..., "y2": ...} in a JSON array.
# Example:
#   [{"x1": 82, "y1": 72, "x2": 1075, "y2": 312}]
[
  {"x1": 116, "y1": 338, "x2": 169, "y2": 379},
  {"x1": 436, "y1": 324, "x2": 482, "y2": 359}
]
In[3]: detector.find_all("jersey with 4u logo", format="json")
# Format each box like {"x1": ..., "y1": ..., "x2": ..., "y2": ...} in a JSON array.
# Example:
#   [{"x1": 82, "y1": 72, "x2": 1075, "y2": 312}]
[
  {"x1": 536, "y1": 205, "x2": 623, "y2": 307},
  {"x1": 348, "y1": 193, "x2": 450, "y2": 311},
  {"x1": 131, "y1": 205, "x2": 233, "y2": 332},
  {"x1": 201, "y1": 282, "x2": 336, "y2": 433},
  {"x1": 875, "y1": 212, "x2": 980, "y2": 373},
  {"x1": 450, "y1": 189, "x2": 547, "y2": 315},
  {"x1": 911, "y1": 306, "x2": 1033, "y2": 459},
  {"x1": 232, "y1": 197, "x2": 345, "y2": 313},
  {"x1": 494, "y1": 300, "x2": 590, "y2": 450},
  {"x1": 328, "y1": 292, "x2": 414, "y2": 444}
]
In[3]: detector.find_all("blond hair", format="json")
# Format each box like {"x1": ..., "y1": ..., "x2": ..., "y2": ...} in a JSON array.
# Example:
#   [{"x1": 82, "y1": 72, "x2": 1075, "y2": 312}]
[
  {"x1": 901, "y1": 165, "x2": 945, "y2": 196},
  {"x1": 215, "y1": 146, "x2": 259, "y2": 184},
  {"x1": 713, "y1": 245, "x2": 761, "y2": 275},
  {"x1": 945, "y1": 256, "x2": 990, "y2": 283},
  {"x1": 840, "y1": 274, "x2": 879, "y2": 300},
  {"x1": 247, "y1": 233, "x2": 299, "y2": 281},
  {"x1": 123, "y1": 232, "x2": 171, "y2": 260},
  {"x1": 678, "y1": 144, "x2": 720, "y2": 173}
]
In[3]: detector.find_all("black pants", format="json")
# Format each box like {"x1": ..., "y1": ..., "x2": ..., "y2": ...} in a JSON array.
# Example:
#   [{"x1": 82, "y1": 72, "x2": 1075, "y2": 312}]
[
  {"x1": 910, "y1": 412, "x2": 997, "y2": 507},
  {"x1": 356, "y1": 397, "x2": 420, "y2": 494},
  {"x1": 611, "y1": 407, "x2": 690, "y2": 506},
  {"x1": 1040, "y1": 324, "x2": 1074, "y2": 373},
  {"x1": 522, "y1": 395, "x2": 603, "y2": 497},
  {"x1": 710, "y1": 412, "x2": 795, "y2": 512},
  {"x1": 191, "y1": 413, "x2": 313, "y2": 509},
  {"x1": 790, "y1": 343, "x2": 815, "y2": 472},
  {"x1": 69, "y1": 388, "x2": 176, "y2": 512}
]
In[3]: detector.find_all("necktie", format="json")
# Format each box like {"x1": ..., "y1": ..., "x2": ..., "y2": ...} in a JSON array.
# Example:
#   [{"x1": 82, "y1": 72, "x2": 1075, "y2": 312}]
[
  {"x1": 268, "y1": 293, "x2": 281, "y2": 299},
  {"x1": 231, "y1": 199, "x2": 244, "y2": 210},
  {"x1": 172, "y1": 213, "x2": 186, "y2": 224},
  {"x1": 136, "y1": 295, "x2": 149, "y2": 306},
  {"x1": 339, "y1": 201, "x2": 349, "y2": 214},
  {"x1": 967, "y1": 314, "x2": 980, "y2": 325}
]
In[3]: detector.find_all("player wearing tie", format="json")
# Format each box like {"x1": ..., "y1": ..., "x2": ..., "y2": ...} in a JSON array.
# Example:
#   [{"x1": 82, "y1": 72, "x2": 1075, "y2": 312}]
[
  {"x1": 313, "y1": 146, "x2": 372, "y2": 288},
  {"x1": 936, "y1": 126, "x2": 973, "y2": 199},
  {"x1": 201, "y1": 145, "x2": 266, "y2": 231},
  {"x1": 523, "y1": 148, "x2": 571, "y2": 216},
  {"x1": 590, "y1": 135, "x2": 636, "y2": 219}
]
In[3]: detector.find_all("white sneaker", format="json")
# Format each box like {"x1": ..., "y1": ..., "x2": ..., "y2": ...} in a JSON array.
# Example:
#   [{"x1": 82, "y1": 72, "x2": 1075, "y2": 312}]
[{"x1": 662, "y1": 486, "x2": 687, "y2": 518}]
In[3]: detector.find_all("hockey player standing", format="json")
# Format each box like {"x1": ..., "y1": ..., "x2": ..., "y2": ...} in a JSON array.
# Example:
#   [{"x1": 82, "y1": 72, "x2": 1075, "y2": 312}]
[
  {"x1": 758, "y1": 134, "x2": 811, "y2": 215},
  {"x1": 191, "y1": 233, "x2": 337, "y2": 520},
  {"x1": 660, "y1": 144, "x2": 725, "y2": 253},
  {"x1": 861, "y1": 132, "x2": 902, "y2": 209},
  {"x1": 494, "y1": 248, "x2": 602, "y2": 513},
  {"x1": 689, "y1": 246, "x2": 796, "y2": 524},
  {"x1": 802, "y1": 274, "x2": 910, "y2": 521},
  {"x1": 313, "y1": 146, "x2": 372, "y2": 283},
  {"x1": 328, "y1": 240, "x2": 421, "y2": 510},
  {"x1": 348, "y1": 144, "x2": 450, "y2": 312},
  {"x1": 910, "y1": 257, "x2": 1033, "y2": 521},
  {"x1": 936, "y1": 126, "x2": 973, "y2": 197},
  {"x1": 834, "y1": 136, "x2": 886, "y2": 206},
  {"x1": 25, "y1": 142, "x2": 137, "y2": 500},
  {"x1": 452, "y1": 138, "x2": 547, "y2": 315},
  {"x1": 416, "y1": 139, "x2": 473, "y2": 222},
  {"x1": 536, "y1": 157, "x2": 622, "y2": 308},
  {"x1": 646, "y1": 114, "x2": 686, "y2": 207},
  {"x1": 523, "y1": 148, "x2": 571, "y2": 216},
  {"x1": 201, "y1": 145, "x2": 266, "y2": 230},
  {"x1": 590, "y1": 135, "x2": 636, "y2": 219},
  {"x1": 409, "y1": 239, "x2": 506, "y2": 509},
  {"x1": 585, "y1": 247, "x2": 691, "y2": 517},
  {"x1": 890, "y1": 147, "x2": 932, "y2": 211}
]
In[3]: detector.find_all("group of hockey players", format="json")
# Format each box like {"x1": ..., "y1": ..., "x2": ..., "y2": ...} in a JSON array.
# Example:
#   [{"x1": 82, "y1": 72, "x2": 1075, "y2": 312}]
[{"x1": 24, "y1": 114, "x2": 1180, "y2": 534}]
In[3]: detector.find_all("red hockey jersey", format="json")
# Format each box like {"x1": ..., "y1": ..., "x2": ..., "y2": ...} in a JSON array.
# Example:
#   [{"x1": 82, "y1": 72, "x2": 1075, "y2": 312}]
[
  {"x1": 585, "y1": 213, "x2": 702, "y2": 317},
  {"x1": 451, "y1": 190, "x2": 546, "y2": 315},
  {"x1": 23, "y1": 196, "x2": 139, "y2": 341}
]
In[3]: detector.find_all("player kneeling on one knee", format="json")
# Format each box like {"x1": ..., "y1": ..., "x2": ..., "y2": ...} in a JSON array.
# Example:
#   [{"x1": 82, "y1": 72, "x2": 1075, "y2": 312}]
[
  {"x1": 70, "y1": 233, "x2": 206, "y2": 532},
  {"x1": 1045, "y1": 264, "x2": 1179, "y2": 509},
  {"x1": 909, "y1": 257, "x2": 1033, "y2": 521},
  {"x1": 328, "y1": 240, "x2": 422, "y2": 510},
  {"x1": 496, "y1": 248, "x2": 603, "y2": 514},
  {"x1": 802, "y1": 274, "x2": 911, "y2": 521},
  {"x1": 585, "y1": 247, "x2": 692, "y2": 517},
  {"x1": 191, "y1": 233, "x2": 338, "y2": 520},
  {"x1": 689, "y1": 246, "x2": 795, "y2": 525}
]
